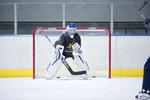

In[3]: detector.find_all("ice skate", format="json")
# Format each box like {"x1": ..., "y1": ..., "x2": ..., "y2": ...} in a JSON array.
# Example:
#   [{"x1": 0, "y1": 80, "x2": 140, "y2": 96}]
[{"x1": 135, "y1": 92, "x2": 150, "y2": 100}]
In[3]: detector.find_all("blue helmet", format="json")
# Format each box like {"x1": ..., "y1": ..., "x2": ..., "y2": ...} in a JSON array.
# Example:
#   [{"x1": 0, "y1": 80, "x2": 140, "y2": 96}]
[{"x1": 66, "y1": 23, "x2": 76, "y2": 32}]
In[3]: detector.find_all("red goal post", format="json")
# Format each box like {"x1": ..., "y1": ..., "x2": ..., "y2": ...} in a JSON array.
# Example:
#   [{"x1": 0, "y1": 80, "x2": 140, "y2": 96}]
[{"x1": 33, "y1": 27, "x2": 111, "y2": 79}]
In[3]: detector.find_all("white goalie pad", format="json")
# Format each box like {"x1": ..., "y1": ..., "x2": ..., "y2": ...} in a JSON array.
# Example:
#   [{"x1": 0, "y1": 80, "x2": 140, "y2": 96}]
[
  {"x1": 65, "y1": 56, "x2": 88, "y2": 72},
  {"x1": 56, "y1": 45, "x2": 64, "y2": 55}
]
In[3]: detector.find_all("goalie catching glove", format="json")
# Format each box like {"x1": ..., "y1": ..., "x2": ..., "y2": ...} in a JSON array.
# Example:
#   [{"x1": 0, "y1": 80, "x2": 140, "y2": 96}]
[{"x1": 72, "y1": 43, "x2": 82, "y2": 54}]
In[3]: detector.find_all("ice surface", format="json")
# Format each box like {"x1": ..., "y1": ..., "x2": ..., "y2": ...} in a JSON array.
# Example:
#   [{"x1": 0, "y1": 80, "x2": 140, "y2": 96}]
[{"x1": 0, "y1": 77, "x2": 142, "y2": 100}]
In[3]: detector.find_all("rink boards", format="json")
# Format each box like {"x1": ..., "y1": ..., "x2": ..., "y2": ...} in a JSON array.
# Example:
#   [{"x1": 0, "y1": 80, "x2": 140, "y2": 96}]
[{"x1": 0, "y1": 35, "x2": 150, "y2": 77}]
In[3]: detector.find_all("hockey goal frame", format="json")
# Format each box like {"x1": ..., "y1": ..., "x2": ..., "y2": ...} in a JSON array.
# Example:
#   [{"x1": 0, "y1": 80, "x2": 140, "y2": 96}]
[{"x1": 33, "y1": 27, "x2": 111, "y2": 79}]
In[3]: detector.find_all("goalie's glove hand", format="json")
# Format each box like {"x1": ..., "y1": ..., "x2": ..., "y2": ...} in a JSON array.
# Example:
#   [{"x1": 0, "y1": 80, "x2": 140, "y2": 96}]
[
  {"x1": 72, "y1": 43, "x2": 82, "y2": 55},
  {"x1": 72, "y1": 43, "x2": 81, "y2": 52}
]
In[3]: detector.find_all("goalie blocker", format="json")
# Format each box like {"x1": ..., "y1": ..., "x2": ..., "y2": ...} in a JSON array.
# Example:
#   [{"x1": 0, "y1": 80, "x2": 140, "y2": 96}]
[{"x1": 47, "y1": 23, "x2": 89, "y2": 79}]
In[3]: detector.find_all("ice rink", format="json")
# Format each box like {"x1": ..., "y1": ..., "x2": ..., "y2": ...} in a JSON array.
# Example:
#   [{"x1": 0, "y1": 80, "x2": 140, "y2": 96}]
[{"x1": 0, "y1": 77, "x2": 142, "y2": 100}]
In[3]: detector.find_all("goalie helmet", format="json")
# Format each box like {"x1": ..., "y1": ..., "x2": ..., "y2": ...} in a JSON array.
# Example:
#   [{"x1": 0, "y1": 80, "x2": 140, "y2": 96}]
[{"x1": 66, "y1": 23, "x2": 76, "y2": 35}]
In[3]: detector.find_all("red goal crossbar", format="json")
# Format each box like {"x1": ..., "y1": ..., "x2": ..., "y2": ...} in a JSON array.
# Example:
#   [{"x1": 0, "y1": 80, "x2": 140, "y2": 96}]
[{"x1": 33, "y1": 27, "x2": 111, "y2": 79}]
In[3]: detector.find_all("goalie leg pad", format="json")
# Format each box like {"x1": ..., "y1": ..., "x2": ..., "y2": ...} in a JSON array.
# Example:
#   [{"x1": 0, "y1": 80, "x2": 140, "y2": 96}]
[
  {"x1": 47, "y1": 59, "x2": 62, "y2": 79},
  {"x1": 47, "y1": 50, "x2": 62, "y2": 79},
  {"x1": 73, "y1": 55, "x2": 89, "y2": 72}
]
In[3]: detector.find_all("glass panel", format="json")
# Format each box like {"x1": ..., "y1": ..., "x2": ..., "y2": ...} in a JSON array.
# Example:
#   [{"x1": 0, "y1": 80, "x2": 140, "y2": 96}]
[
  {"x1": 17, "y1": 4, "x2": 63, "y2": 35},
  {"x1": 0, "y1": 4, "x2": 14, "y2": 35},
  {"x1": 114, "y1": 3, "x2": 150, "y2": 34}
]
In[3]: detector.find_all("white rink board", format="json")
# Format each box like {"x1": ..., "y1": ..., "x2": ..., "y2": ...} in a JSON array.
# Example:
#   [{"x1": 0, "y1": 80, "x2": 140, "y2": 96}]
[
  {"x1": 0, "y1": 36, "x2": 33, "y2": 69},
  {"x1": 111, "y1": 36, "x2": 150, "y2": 69},
  {"x1": 0, "y1": 35, "x2": 150, "y2": 70}
]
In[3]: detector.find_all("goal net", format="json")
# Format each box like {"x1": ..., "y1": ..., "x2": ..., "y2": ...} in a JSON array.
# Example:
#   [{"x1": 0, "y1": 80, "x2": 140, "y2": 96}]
[{"x1": 33, "y1": 27, "x2": 111, "y2": 79}]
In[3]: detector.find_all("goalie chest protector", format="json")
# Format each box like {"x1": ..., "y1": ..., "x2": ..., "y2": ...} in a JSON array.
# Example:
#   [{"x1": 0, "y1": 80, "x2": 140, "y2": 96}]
[{"x1": 55, "y1": 32, "x2": 81, "y2": 58}]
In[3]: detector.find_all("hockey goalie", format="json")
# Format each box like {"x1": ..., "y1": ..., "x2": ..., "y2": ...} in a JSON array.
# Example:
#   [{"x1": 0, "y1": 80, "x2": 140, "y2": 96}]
[{"x1": 46, "y1": 23, "x2": 89, "y2": 79}]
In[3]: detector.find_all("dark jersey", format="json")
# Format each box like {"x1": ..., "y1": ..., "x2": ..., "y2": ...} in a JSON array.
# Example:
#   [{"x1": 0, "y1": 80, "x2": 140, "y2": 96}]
[
  {"x1": 144, "y1": 18, "x2": 150, "y2": 30},
  {"x1": 54, "y1": 32, "x2": 81, "y2": 58}
]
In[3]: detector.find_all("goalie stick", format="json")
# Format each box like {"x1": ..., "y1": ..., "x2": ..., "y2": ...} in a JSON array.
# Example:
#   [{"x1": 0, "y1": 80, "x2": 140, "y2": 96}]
[
  {"x1": 61, "y1": 57, "x2": 87, "y2": 75},
  {"x1": 40, "y1": 30, "x2": 87, "y2": 75}
]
